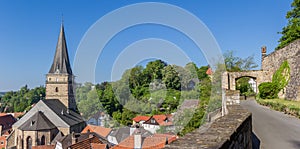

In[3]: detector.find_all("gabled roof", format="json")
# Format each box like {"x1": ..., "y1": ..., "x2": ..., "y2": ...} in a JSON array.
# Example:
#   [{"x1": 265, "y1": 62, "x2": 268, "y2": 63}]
[
  {"x1": 178, "y1": 99, "x2": 199, "y2": 110},
  {"x1": 81, "y1": 125, "x2": 112, "y2": 138},
  {"x1": 132, "y1": 116, "x2": 150, "y2": 123},
  {"x1": 48, "y1": 23, "x2": 72, "y2": 74},
  {"x1": 43, "y1": 99, "x2": 84, "y2": 126},
  {"x1": 0, "y1": 114, "x2": 16, "y2": 132},
  {"x1": 56, "y1": 132, "x2": 110, "y2": 149},
  {"x1": 143, "y1": 114, "x2": 173, "y2": 126},
  {"x1": 113, "y1": 135, "x2": 176, "y2": 149},
  {"x1": 67, "y1": 136, "x2": 102, "y2": 149},
  {"x1": 88, "y1": 111, "x2": 107, "y2": 120},
  {"x1": 56, "y1": 133, "x2": 91, "y2": 149},
  {"x1": 13, "y1": 99, "x2": 85, "y2": 130},
  {"x1": 109, "y1": 127, "x2": 130, "y2": 144},
  {"x1": 18, "y1": 111, "x2": 56, "y2": 131}
]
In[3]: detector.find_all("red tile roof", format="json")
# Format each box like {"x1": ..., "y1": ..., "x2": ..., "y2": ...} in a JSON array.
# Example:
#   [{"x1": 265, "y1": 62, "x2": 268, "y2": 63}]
[
  {"x1": 67, "y1": 136, "x2": 104, "y2": 149},
  {"x1": 32, "y1": 145, "x2": 55, "y2": 149},
  {"x1": 145, "y1": 114, "x2": 173, "y2": 126},
  {"x1": 12, "y1": 112, "x2": 25, "y2": 118},
  {"x1": 206, "y1": 68, "x2": 213, "y2": 75},
  {"x1": 0, "y1": 112, "x2": 25, "y2": 119},
  {"x1": 91, "y1": 143, "x2": 107, "y2": 149},
  {"x1": 152, "y1": 133, "x2": 177, "y2": 143},
  {"x1": 0, "y1": 136, "x2": 6, "y2": 149},
  {"x1": 132, "y1": 116, "x2": 150, "y2": 123},
  {"x1": 81, "y1": 125, "x2": 112, "y2": 138},
  {"x1": 0, "y1": 113, "x2": 7, "y2": 116},
  {"x1": 112, "y1": 133, "x2": 177, "y2": 149}
]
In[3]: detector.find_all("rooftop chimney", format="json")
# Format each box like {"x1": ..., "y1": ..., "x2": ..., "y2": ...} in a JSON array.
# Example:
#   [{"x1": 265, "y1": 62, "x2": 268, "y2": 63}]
[
  {"x1": 71, "y1": 132, "x2": 77, "y2": 145},
  {"x1": 261, "y1": 46, "x2": 267, "y2": 60},
  {"x1": 134, "y1": 131, "x2": 142, "y2": 149}
]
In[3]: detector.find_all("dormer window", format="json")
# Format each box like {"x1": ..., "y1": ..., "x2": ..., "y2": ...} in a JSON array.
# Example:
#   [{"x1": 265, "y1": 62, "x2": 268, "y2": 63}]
[
  {"x1": 30, "y1": 121, "x2": 35, "y2": 126},
  {"x1": 151, "y1": 119, "x2": 156, "y2": 124}
]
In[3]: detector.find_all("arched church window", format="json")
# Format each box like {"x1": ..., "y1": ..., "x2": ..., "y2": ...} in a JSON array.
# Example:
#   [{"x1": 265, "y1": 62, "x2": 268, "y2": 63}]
[
  {"x1": 55, "y1": 87, "x2": 59, "y2": 92},
  {"x1": 27, "y1": 136, "x2": 32, "y2": 149},
  {"x1": 41, "y1": 135, "x2": 45, "y2": 145}
]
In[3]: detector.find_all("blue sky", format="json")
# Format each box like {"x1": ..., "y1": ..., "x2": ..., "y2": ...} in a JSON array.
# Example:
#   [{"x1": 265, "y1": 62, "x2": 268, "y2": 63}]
[{"x1": 0, "y1": 0, "x2": 293, "y2": 91}]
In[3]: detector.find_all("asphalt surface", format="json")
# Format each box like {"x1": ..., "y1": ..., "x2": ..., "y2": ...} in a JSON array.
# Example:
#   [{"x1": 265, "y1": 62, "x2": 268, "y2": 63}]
[{"x1": 241, "y1": 100, "x2": 300, "y2": 149}]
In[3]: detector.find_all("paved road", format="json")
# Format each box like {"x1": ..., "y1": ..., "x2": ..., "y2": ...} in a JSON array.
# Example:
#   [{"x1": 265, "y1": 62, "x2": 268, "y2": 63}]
[{"x1": 241, "y1": 100, "x2": 300, "y2": 149}]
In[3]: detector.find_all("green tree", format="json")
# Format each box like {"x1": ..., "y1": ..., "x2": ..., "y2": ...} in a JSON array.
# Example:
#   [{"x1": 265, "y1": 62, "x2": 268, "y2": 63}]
[
  {"x1": 197, "y1": 66, "x2": 209, "y2": 80},
  {"x1": 162, "y1": 65, "x2": 181, "y2": 90},
  {"x1": 143, "y1": 60, "x2": 167, "y2": 83},
  {"x1": 0, "y1": 86, "x2": 45, "y2": 112},
  {"x1": 224, "y1": 50, "x2": 257, "y2": 72},
  {"x1": 224, "y1": 50, "x2": 258, "y2": 95},
  {"x1": 277, "y1": 0, "x2": 300, "y2": 49},
  {"x1": 184, "y1": 62, "x2": 199, "y2": 79}
]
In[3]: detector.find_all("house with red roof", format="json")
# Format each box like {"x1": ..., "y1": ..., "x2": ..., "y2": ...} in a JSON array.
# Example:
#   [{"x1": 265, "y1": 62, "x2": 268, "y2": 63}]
[
  {"x1": 0, "y1": 113, "x2": 16, "y2": 148},
  {"x1": 132, "y1": 116, "x2": 150, "y2": 125},
  {"x1": 112, "y1": 132, "x2": 177, "y2": 149},
  {"x1": 141, "y1": 114, "x2": 173, "y2": 134},
  {"x1": 81, "y1": 125, "x2": 112, "y2": 138}
]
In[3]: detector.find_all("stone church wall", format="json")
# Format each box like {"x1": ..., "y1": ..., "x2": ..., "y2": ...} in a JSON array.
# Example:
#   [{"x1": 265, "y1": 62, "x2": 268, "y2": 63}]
[{"x1": 262, "y1": 39, "x2": 300, "y2": 100}]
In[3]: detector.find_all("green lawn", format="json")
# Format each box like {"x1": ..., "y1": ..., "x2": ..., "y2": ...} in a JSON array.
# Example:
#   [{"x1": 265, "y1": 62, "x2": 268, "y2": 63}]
[{"x1": 257, "y1": 98, "x2": 300, "y2": 118}]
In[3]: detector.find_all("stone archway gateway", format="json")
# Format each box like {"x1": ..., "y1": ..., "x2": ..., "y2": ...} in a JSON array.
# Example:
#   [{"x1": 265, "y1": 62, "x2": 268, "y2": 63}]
[
  {"x1": 222, "y1": 40, "x2": 300, "y2": 100},
  {"x1": 222, "y1": 70, "x2": 271, "y2": 92}
]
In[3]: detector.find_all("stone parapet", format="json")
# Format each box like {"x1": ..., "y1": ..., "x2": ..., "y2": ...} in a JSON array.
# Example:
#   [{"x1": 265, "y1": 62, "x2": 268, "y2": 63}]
[{"x1": 165, "y1": 105, "x2": 252, "y2": 149}]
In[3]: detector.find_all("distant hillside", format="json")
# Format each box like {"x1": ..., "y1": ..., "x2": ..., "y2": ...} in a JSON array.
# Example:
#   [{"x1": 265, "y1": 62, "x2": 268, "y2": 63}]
[{"x1": 0, "y1": 92, "x2": 6, "y2": 97}]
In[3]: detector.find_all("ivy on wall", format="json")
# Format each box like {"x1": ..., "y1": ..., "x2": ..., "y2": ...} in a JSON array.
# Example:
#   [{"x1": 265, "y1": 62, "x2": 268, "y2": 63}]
[
  {"x1": 258, "y1": 60, "x2": 290, "y2": 99},
  {"x1": 272, "y1": 60, "x2": 290, "y2": 91}
]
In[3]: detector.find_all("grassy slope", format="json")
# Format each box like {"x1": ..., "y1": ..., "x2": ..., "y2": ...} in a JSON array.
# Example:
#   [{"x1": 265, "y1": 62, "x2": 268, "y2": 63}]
[{"x1": 257, "y1": 98, "x2": 300, "y2": 118}]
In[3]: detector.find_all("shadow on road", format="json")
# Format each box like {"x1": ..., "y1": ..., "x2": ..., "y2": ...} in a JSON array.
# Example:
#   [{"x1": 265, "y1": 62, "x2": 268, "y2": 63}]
[
  {"x1": 289, "y1": 140, "x2": 300, "y2": 148},
  {"x1": 252, "y1": 132, "x2": 260, "y2": 149}
]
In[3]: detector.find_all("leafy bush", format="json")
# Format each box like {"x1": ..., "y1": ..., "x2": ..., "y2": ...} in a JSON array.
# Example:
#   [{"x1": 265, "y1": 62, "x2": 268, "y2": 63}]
[{"x1": 258, "y1": 82, "x2": 279, "y2": 99}]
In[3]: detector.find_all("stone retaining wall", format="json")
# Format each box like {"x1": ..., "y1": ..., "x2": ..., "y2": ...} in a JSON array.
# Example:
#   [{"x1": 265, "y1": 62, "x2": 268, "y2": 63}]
[
  {"x1": 226, "y1": 90, "x2": 240, "y2": 105},
  {"x1": 262, "y1": 39, "x2": 300, "y2": 100},
  {"x1": 165, "y1": 105, "x2": 252, "y2": 149}
]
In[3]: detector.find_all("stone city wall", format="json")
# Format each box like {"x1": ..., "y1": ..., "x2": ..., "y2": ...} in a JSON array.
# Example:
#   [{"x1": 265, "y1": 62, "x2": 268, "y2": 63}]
[
  {"x1": 165, "y1": 105, "x2": 252, "y2": 149},
  {"x1": 262, "y1": 39, "x2": 300, "y2": 100}
]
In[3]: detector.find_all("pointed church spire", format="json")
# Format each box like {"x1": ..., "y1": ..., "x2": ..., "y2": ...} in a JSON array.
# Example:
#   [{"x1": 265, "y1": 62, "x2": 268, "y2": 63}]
[{"x1": 48, "y1": 22, "x2": 73, "y2": 74}]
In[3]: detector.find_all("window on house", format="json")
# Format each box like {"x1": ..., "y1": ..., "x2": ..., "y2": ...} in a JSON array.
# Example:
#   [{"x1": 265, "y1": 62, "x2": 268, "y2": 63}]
[
  {"x1": 151, "y1": 119, "x2": 156, "y2": 123},
  {"x1": 0, "y1": 141, "x2": 4, "y2": 144}
]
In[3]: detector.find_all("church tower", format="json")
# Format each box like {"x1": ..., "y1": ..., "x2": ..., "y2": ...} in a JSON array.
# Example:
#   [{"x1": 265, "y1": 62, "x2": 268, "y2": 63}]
[{"x1": 45, "y1": 23, "x2": 77, "y2": 111}]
